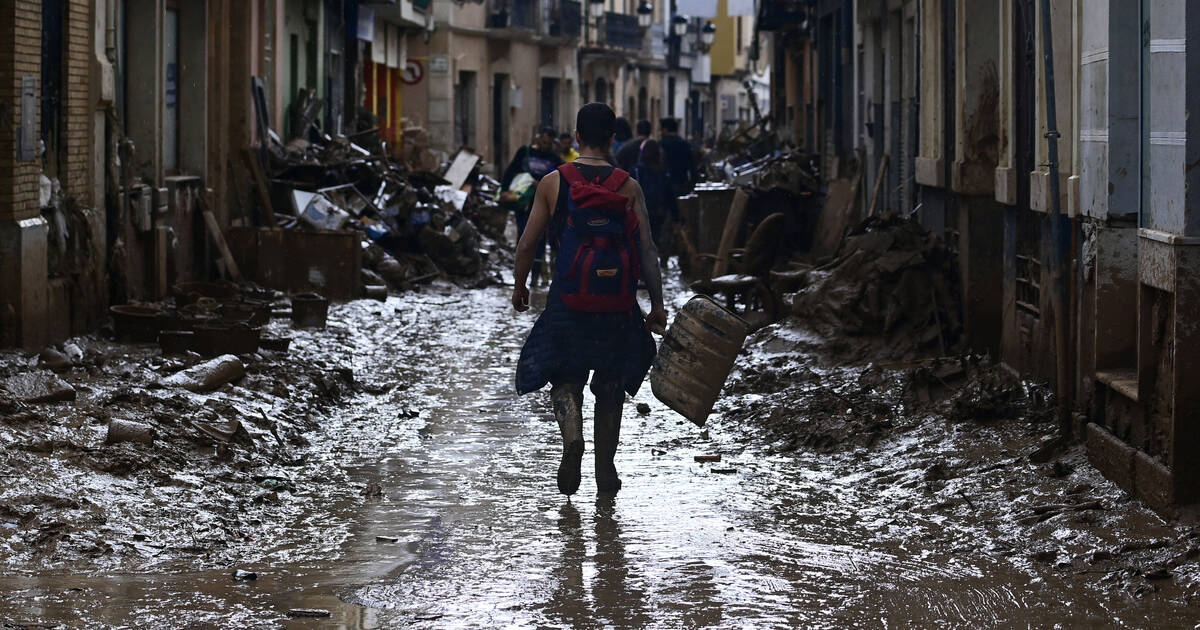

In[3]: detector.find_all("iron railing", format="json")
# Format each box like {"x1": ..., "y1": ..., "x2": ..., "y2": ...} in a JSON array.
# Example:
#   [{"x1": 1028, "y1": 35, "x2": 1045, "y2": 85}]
[{"x1": 603, "y1": 12, "x2": 641, "y2": 49}]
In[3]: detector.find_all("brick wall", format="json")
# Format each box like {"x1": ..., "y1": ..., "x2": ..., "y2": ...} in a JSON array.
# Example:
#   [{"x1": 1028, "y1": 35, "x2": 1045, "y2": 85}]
[
  {"x1": 62, "y1": 0, "x2": 92, "y2": 206},
  {"x1": 0, "y1": 0, "x2": 42, "y2": 222}
]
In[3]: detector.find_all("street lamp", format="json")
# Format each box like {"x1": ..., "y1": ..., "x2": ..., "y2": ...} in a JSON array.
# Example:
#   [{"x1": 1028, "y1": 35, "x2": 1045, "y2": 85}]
[
  {"x1": 589, "y1": 0, "x2": 606, "y2": 19},
  {"x1": 700, "y1": 21, "x2": 715, "y2": 47},
  {"x1": 637, "y1": 1, "x2": 654, "y2": 28},
  {"x1": 671, "y1": 14, "x2": 688, "y2": 37}
]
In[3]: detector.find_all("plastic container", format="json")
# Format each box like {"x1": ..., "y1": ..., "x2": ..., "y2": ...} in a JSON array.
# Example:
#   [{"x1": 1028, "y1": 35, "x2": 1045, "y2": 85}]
[
  {"x1": 192, "y1": 323, "x2": 261, "y2": 356},
  {"x1": 159, "y1": 330, "x2": 194, "y2": 354},
  {"x1": 650, "y1": 295, "x2": 749, "y2": 426},
  {"x1": 291, "y1": 293, "x2": 329, "y2": 328},
  {"x1": 110, "y1": 305, "x2": 165, "y2": 343}
]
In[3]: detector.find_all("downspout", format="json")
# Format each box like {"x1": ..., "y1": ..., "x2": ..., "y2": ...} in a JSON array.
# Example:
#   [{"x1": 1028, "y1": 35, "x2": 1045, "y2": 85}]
[{"x1": 1039, "y1": 0, "x2": 1071, "y2": 435}]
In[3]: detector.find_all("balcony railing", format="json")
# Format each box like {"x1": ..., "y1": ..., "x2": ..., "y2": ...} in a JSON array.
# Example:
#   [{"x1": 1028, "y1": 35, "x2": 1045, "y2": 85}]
[
  {"x1": 510, "y1": 0, "x2": 537, "y2": 29},
  {"x1": 603, "y1": 12, "x2": 640, "y2": 50},
  {"x1": 549, "y1": 0, "x2": 581, "y2": 38}
]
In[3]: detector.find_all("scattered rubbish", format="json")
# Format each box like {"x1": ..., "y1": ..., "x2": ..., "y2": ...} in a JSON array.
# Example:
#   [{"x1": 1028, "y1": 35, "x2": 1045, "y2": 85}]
[
  {"x1": 105, "y1": 418, "x2": 155, "y2": 445},
  {"x1": 2, "y1": 371, "x2": 76, "y2": 403},
  {"x1": 636, "y1": 402, "x2": 651, "y2": 415},
  {"x1": 287, "y1": 608, "x2": 332, "y2": 618},
  {"x1": 38, "y1": 348, "x2": 72, "y2": 373},
  {"x1": 161, "y1": 354, "x2": 246, "y2": 393},
  {"x1": 694, "y1": 454, "x2": 722, "y2": 463},
  {"x1": 291, "y1": 293, "x2": 329, "y2": 329},
  {"x1": 232, "y1": 569, "x2": 258, "y2": 581},
  {"x1": 193, "y1": 419, "x2": 250, "y2": 444}
]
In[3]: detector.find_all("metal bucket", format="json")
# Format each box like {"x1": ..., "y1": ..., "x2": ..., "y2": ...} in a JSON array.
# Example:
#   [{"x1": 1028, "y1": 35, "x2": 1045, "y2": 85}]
[{"x1": 650, "y1": 295, "x2": 749, "y2": 427}]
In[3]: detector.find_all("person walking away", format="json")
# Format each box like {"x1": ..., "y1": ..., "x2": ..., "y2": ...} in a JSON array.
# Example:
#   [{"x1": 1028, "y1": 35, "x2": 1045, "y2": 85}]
[
  {"x1": 612, "y1": 117, "x2": 634, "y2": 158},
  {"x1": 659, "y1": 118, "x2": 697, "y2": 194},
  {"x1": 558, "y1": 132, "x2": 580, "y2": 162},
  {"x1": 513, "y1": 102, "x2": 668, "y2": 496},
  {"x1": 615, "y1": 119, "x2": 651, "y2": 173},
  {"x1": 632, "y1": 139, "x2": 677, "y2": 260},
  {"x1": 500, "y1": 127, "x2": 562, "y2": 284}
]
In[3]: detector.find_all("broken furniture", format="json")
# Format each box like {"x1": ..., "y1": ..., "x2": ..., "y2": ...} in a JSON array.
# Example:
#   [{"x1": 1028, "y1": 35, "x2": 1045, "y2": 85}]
[{"x1": 690, "y1": 212, "x2": 787, "y2": 331}]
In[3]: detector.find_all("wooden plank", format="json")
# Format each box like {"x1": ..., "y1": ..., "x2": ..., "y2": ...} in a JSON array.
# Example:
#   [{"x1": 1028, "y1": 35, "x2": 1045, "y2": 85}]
[
  {"x1": 443, "y1": 150, "x2": 481, "y2": 190},
  {"x1": 242, "y1": 147, "x2": 278, "y2": 227},
  {"x1": 812, "y1": 174, "x2": 862, "y2": 258},
  {"x1": 711, "y1": 188, "x2": 748, "y2": 278},
  {"x1": 202, "y1": 208, "x2": 243, "y2": 281},
  {"x1": 867, "y1": 153, "x2": 890, "y2": 217}
]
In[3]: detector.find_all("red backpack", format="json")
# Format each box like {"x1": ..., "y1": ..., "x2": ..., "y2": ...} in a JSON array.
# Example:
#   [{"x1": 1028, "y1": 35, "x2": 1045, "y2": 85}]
[{"x1": 553, "y1": 163, "x2": 641, "y2": 312}]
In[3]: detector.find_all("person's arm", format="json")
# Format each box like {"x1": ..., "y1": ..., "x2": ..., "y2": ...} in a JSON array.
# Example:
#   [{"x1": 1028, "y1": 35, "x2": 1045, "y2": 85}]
[
  {"x1": 512, "y1": 171, "x2": 559, "y2": 311},
  {"x1": 625, "y1": 180, "x2": 667, "y2": 333}
]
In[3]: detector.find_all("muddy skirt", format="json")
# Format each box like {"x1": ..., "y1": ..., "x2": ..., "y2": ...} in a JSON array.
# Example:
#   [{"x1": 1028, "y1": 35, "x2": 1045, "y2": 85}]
[{"x1": 516, "y1": 287, "x2": 657, "y2": 396}]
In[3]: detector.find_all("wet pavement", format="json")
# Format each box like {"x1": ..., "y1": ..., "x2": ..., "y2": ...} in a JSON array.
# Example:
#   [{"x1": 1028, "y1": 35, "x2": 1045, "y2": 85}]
[{"x1": 2, "y1": 279, "x2": 1199, "y2": 628}]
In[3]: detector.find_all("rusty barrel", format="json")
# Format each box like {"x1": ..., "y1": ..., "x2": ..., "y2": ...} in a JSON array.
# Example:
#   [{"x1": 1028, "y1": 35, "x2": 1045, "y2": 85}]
[{"x1": 650, "y1": 295, "x2": 749, "y2": 426}]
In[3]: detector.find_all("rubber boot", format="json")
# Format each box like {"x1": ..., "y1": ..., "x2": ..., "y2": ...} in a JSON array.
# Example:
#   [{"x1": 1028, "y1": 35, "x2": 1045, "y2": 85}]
[
  {"x1": 551, "y1": 383, "x2": 585, "y2": 496},
  {"x1": 593, "y1": 391, "x2": 624, "y2": 494}
]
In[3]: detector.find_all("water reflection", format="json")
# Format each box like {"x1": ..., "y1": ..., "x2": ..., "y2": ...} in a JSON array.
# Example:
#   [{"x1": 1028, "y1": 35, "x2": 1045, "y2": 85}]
[{"x1": 543, "y1": 498, "x2": 651, "y2": 629}]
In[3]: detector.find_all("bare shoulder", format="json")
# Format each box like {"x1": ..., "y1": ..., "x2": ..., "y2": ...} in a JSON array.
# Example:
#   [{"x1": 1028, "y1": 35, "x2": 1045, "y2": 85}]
[
  {"x1": 538, "y1": 170, "x2": 561, "y2": 197},
  {"x1": 618, "y1": 175, "x2": 644, "y2": 198}
]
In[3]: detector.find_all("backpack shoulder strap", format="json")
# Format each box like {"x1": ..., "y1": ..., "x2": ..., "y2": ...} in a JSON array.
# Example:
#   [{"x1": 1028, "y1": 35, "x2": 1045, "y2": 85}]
[
  {"x1": 557, "y1": 162, "x2": 586, "y2": 187},
  {"x1": 600, "y1": 168, "x2": 630, "y2": 191}
]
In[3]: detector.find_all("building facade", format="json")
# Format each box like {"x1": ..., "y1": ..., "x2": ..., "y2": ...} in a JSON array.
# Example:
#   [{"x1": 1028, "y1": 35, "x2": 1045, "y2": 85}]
[{"x1": 762, "y1": 0, "x2": 1200, "y2": 512}]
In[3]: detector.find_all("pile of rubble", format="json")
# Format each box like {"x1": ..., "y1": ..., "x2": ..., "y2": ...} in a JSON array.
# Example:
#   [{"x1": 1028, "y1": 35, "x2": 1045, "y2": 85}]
[
  {"x1": 786, "y1": 214, "x2": 963, "y2": 362},
  {"x1": 247, "y1": 128, "x2": 510, "y2": 292}
]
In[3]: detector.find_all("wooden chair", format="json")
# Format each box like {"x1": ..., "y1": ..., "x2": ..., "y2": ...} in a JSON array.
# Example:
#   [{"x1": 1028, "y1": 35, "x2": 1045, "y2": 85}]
[{"x1": 690, "y1": 212, "x2": 787, "y2": 330}]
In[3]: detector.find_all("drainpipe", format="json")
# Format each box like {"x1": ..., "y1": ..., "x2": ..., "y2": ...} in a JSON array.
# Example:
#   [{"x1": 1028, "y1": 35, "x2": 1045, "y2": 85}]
[{"x1": 1039, "y1": 0, "x2": 1071, "y2": 436}]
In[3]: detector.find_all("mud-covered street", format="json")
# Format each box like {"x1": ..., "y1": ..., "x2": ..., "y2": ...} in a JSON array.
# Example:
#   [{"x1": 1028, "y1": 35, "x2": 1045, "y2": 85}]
[{"x1": 1, "y1": 274, "x2": 1197, "y2": 629}]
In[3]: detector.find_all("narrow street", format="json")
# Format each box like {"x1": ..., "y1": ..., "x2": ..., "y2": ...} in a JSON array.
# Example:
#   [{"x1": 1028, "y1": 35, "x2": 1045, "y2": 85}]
[{"x1": 2, "y1": 276, "x2": 1195, "y2": 629}]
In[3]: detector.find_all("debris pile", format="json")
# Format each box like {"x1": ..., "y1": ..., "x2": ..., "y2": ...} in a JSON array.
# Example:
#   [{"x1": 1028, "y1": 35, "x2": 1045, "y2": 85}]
[
  {"x1": 244, "y1": 131, "x2": 508, "y2": 292},
  {"x1": 787, "y1": 214, "x2": 963, "y2": 362}
]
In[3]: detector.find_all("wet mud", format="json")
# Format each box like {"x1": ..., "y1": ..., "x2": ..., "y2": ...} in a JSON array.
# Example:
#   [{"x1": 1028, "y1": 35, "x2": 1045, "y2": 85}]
[{"x1": 1, "y1": 271, "x2": 1199, "y2": 628}]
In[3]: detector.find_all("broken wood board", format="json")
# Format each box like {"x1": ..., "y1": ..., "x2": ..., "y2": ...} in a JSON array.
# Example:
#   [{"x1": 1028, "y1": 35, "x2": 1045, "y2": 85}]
[
  {"x1": 243, "y1": 147, "x2": 278, "y2": 227},
  {"x1": 202, "y1": 209, "x2": 243, "y2": 281},
  {"x1": 443, "y1": 150, "x2": 481, "y2": 191},
  {"x1": 812, "y1": 175, "x2": 861, "y2": 258},
  {"x1": 711, "y1": 188, "x2": 748, "y2": 278}
]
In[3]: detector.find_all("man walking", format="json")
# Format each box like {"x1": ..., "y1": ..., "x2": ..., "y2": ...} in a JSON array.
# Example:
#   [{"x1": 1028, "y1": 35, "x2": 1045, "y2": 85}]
[
  {"x1": 512, "y1": 103, "x2": 668, "y2": 496},
  {"x1": 499, "y1": 127, "x2": 562, "y2": 283},
  {"x1": 659, "y1": 117, "x2": 697, "y2": 194},
  {"x1": 615, "y1": 119, "x2": 651, "y2": 172}
]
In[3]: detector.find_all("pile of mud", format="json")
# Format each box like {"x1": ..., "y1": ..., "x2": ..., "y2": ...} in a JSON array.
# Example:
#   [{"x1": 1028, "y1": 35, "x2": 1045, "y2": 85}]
[
  {"x1": 0, "y1": 316, "x2": 367, "y2": 572},
  {"x1": 724, "y1": 317, "x2": 1055, "y2": 454},
  {"x1": 788, "y1": 214, "x2": 962, "y2": 362}
]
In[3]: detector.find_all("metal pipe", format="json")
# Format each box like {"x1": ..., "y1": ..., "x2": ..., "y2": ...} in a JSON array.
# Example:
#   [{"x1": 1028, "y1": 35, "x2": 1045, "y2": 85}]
[{"x1": 1039, "y1": 0, "x2": 1071, "y2": 435}]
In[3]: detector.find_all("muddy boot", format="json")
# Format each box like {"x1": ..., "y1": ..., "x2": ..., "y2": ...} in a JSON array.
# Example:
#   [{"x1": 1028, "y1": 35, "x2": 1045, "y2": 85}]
[
  {"x1": 593, "y1": 392, "x2": 624, "y2": 494},
  {"x1": 551, "y1": 383, "x2": 585, "y2": 496}
]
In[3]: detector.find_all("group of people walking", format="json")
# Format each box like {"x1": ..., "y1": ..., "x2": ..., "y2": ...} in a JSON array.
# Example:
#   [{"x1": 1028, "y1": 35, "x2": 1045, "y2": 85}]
[{"x1": 499, "y1": 116, "x2": 697, "y2": 283}]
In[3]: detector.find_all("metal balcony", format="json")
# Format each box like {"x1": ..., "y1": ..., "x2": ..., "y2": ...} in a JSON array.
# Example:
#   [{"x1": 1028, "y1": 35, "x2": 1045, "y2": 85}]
[{"x1": 603, "y1": 12, "x2": 640, "y2": 50}]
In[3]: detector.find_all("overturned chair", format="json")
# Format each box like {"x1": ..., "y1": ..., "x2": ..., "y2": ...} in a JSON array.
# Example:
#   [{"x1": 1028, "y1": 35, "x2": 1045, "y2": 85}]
[{"x1": 690, "y1": 211, "x2": 787, "y2": 331}]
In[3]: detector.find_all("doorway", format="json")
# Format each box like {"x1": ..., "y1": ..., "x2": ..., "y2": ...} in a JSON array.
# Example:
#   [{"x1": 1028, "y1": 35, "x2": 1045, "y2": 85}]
[
  {"x1": 540, "y1": 77, "x2": 559, "y2": 130},
  {"x1": 493, "y1": 74, "x2": 510, "y2": 165},
  {"x1": 457, "y1": 71, "x2": 477, "y2": 150}
]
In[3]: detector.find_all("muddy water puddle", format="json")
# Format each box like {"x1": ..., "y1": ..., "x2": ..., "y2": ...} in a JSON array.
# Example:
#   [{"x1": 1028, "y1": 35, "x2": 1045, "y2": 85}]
[{"x1": 2, "y1": 284, "x2": 1198, "y2": 628}]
